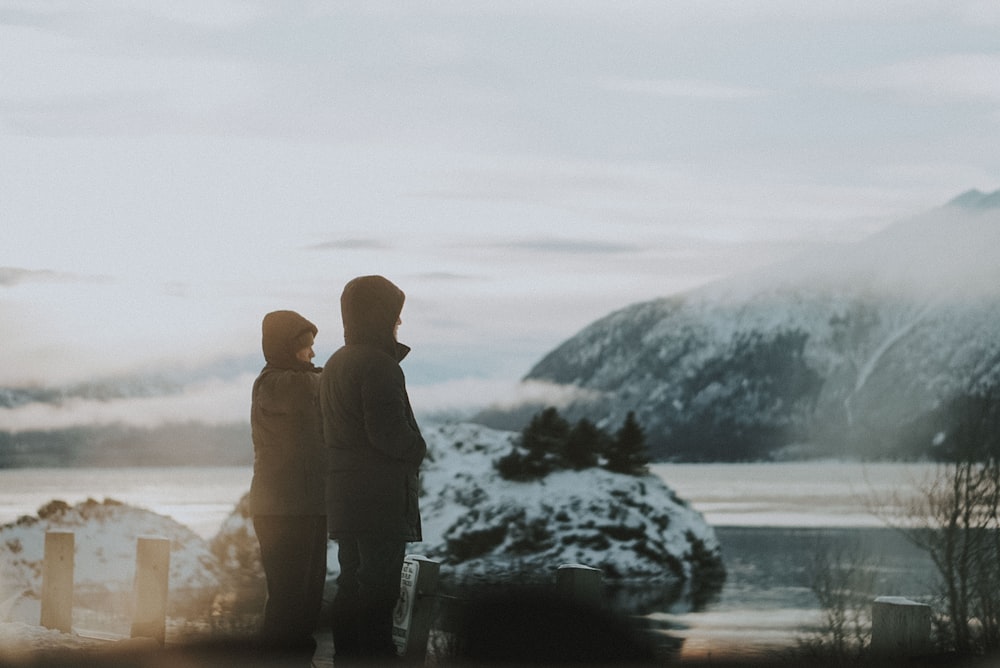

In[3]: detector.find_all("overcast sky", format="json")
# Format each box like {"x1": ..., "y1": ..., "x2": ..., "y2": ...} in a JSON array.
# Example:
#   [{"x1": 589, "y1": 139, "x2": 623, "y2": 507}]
[{"x1": 2, "y1": 1, "x2": 999, "y2": 427}]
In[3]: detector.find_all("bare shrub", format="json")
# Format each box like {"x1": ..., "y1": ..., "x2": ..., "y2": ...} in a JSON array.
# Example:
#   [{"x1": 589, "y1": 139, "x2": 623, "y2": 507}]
[
  {"x1": 798, "y1": 539, "x2": 878, "y2": 663},
  {"x1": 869, "y1": 390, "x2": 1000, "y2": 655}
]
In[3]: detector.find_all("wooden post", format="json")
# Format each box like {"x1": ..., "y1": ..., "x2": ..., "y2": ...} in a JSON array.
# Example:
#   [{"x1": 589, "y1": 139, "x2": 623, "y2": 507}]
[
  {"x1": 556, "y1": 564, "x2": 603, "y2": 607},
  {"x1": 871, "y1": 596, "x2": 932, "y2": 658},
  {"x1": 40, "y1": 531, "x2": 74, "y2": 633},
  {"x1": 130, "y1": 536, "x2": 171, "y2": 645},
  {"x1": 392, "y1": 554, "x2": 440, "y2": 661}
]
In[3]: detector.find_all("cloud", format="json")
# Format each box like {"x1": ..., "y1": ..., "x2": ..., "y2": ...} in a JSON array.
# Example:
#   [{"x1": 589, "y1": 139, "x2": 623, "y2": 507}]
[
  {"x1": 0, "y1": 9, "x2": 268, "y2": 137},
  {"x1": 484, "y1": 379, "x2": 602, "y2": 411},
  {"x1": 409, "y1": 377, "x2": 600, "y2": 417},
  {"x1": 0, "y1": 372, "x2": 591, "y2": 435},
  {"x1": 597, "y1": 78, "x2": 768, "y2": 101},
  {"x1": 842, "y1": 53, "x2": 1000, "y2": 103},
  {"x1": 0, "y1": 374, "x2": 254, "y2": 432},
  {"x1": 138, "y1": 0, "x2": 272, "y2": 28},
  {"x1": 0, "y1": 273, "x2": 265, "y2": 387},
  {"x1": 497, "y1": 238, "x2": 640, "y2": 255},
  {"x1": 1, "y1": 0, "x2": 994, "y2": 408},
  {"x1": 301, "y1": 1, "x2": 1000, "y2": 27},
  {"x1": 0, "y1": 267, "x2": 58, "y2": 287},
  {"x1": 306, "y1": 239, "x2": 392, "y2": 251},
  {"x1": 411, "y1": 272, "x2": 483, "y2": 282},
  {"x1": 415, "y1": 161, "x2": 650, "y2": 206},
  {"x1": 0, "y1": 267, "x2": 106, "y2": 287}
]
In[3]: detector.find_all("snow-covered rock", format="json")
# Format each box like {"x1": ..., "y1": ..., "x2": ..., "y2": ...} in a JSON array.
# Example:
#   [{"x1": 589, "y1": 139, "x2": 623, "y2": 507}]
[
  {"x1": 414, "y1": 423, "x2": 722, "y2": 589},
  {"x1": 212, "y1": 421, "x2": 724, "y2": 612}
]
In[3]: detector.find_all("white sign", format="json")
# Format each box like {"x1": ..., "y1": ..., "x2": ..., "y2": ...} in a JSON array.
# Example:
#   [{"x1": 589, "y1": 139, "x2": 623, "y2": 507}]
[{"x1": 392, "y1": 558, "x2": 420, "y2": 655}]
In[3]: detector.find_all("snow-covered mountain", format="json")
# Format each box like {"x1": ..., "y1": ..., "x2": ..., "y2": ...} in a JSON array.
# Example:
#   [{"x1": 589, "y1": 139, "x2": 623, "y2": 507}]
[{"x1": 482, "y1": 189, "x2": 1000, "y2": 461}]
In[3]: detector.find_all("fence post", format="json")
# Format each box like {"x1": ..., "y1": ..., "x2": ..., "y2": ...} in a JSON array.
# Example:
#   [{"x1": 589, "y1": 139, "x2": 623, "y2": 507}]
[
  {"x1": 130, "y1": 536, "x2": 171, "y2": 645},
  {"x1": 392, "y1": 554, "x2": 440, "y2": 661},
  {"x1": 40, "y1": 531, "x2": 74, "y2": 633},
  {"x1": 870, "y1": 596, "x2": 932, "y2": 658},
  {"x1": 556, "y1": 564, "x2": 602, "y2": 607}
]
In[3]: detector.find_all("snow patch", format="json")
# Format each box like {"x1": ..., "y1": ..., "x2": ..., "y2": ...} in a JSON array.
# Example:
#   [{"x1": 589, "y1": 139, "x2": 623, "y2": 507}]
[{"x1": 0, "y1": 497, "x2": 224, "y2": 649}]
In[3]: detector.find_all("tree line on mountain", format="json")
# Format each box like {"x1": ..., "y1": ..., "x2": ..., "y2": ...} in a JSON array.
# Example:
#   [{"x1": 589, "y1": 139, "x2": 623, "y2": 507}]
[
  {"x1": 644, "y1": 328, "x2": 823, "y2": 461},
  {"x1": 495, "y1": 407, "x2": 651, "y2": 480}
]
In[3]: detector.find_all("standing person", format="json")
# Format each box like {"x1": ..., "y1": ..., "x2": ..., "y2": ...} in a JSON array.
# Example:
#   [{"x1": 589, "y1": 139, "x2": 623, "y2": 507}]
[
  {"x1": 321, "y1": 275, "x2": 426, "y2": 663},
  {"x1": 249, "y1": 310, "x2": 328, "y2": 662}
]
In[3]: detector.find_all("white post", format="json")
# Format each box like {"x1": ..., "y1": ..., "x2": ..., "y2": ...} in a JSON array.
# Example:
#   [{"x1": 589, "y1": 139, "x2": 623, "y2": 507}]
[
  {"x1": 392, "y1": 554, "x2": 440, "y2": 661},
  {"x1": 130, "y1": 536, "x2": 171, "y2": 644},
  {"x1": 40, "y1": 531, "x2": 74, "y2": 633},
  {"x1": 556, "y1": 564, "x2": 603, "y2": 607},
  {"x1": 871, "y1": 596, "x2": 932, "y2": 658}
]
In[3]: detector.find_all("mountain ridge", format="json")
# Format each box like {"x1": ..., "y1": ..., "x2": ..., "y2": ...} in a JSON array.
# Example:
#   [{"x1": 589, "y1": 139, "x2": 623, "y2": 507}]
[
  {"x1": 948, "y1": 187, "x2": 1000, "y2": 210},
  {"x1": 478, "y1": 189, "x2": 1000, "y2": 461}
]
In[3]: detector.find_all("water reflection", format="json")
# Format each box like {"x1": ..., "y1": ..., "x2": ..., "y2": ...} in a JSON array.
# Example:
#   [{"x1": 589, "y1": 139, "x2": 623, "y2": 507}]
[{"x1": 657, "y1": 526, "x2": 939, "y2": 658}]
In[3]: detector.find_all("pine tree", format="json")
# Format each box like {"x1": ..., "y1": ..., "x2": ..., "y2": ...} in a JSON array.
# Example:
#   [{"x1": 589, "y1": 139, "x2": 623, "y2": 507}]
[
  {"x1": 605, "y1": 411, "x2": 650, "y2": 475},
  {"x1": 496, "y1": 407, "x2": 571, "y2": 480},
  {"x1": 521, "y1": 407, "x2": 570, "y2": 462},
  {"x1": 565, "y1": 418, "x2": 602, "y2": 470}
]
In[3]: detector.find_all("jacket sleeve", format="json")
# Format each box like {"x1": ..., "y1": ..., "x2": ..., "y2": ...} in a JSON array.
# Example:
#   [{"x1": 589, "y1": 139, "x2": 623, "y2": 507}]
[{"x1": 360, "y1": 357, "x2": 426, "y2": 465}]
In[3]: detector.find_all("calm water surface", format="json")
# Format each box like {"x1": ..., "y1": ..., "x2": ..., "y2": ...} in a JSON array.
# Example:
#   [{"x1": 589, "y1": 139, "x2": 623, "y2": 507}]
[
  {"x1": 650, "y1": 462, "x2": 940, "y2": 659},
  {"x1": 0, "y1": 466, "x2": 252, "y2": 538}
]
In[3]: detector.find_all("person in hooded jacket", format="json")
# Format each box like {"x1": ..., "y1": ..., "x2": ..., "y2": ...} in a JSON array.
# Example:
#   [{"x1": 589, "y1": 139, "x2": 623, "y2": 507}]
[
  {"x1": 320, "y1": 275, "x2": 426, "y2": 662},
  {"x1": 249, "y1": 310, "x2": 328, "y2": 660}
]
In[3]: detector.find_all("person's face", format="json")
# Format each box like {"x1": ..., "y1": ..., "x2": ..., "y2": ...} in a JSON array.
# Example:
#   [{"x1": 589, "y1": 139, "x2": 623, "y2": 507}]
[
  {"x1": 295, "y1": 345, "x2": 314, "y2": 363},
  {"x1": 393, "y1": 314, "x2": 402, "y2": 340}
]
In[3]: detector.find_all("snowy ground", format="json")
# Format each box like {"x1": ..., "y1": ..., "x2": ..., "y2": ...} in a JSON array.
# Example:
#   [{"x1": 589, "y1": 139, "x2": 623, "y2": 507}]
[{"x1": 0, "y1": 497, "x2": 228, "y2": 660}]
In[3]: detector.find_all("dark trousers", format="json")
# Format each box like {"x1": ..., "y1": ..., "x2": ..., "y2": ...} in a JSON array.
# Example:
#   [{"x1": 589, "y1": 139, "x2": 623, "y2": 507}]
[
  {"x1": 253, "y1": 515, "x2": 328, "y2": 655},
  {"x1": 331, "y1": 535, "x2": 406, "y2": 662}
]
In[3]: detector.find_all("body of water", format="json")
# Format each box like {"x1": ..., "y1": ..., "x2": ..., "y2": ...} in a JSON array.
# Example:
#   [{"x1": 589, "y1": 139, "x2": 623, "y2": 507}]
[
  {"x1": 0, "y1": 466, "x2": 253, "y2": 539},
  {"x1": 0, "y1": 462, "x2": 943, "y2": 659},
  {"x1": 650, "y1": 462, "x2": 941, "y2": 660}
]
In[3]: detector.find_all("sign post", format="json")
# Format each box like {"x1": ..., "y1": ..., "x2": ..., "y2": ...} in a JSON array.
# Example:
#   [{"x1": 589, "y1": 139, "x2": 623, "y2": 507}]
[{"x1": 392, "y1": 554, "x2": 440, "y2": 661}]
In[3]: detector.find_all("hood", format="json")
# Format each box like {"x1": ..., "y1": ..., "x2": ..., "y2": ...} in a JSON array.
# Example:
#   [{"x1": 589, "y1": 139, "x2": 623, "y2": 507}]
[
  {"x1": 261, "y1": 310, "x2": 318, "y2": 370},
  {"x1": 341, "y1": 275, "x2": 405, "y2": 356}
]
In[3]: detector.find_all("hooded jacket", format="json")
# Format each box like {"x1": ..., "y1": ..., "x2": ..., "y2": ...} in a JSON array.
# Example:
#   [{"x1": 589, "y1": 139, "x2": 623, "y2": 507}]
[
  {"x1": 249, "y1": 310, "x2": 326, "y2": 517},
  {"x1": 320, "y1": 276, "x2": 426, "y2": 540}
]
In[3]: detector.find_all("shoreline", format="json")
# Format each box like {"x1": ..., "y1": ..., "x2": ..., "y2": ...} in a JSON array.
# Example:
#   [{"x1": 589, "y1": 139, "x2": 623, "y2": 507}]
[{"x1": 2, "y1": 457, "x2": 938, "y2": 657}]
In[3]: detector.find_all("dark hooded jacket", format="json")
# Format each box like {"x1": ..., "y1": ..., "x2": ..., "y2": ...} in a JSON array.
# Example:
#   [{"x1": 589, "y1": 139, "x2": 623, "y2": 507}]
[
  {"x1": 249, "y1": 310, "x2": 326, "y2": 517},
  {"x1": 320, "y1": 276, "x2": 426, "y2": 540}
]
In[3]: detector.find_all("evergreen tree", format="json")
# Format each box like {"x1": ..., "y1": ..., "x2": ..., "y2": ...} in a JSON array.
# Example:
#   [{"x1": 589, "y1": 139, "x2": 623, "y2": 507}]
[
  {"x1": 495, "y1": 446, "x2": 534, "y2": 480},
  {"x1": 564, "y1": 418, "x2": 602, "y2": 470},
  {"x1": 605, "y1": 411, "x2": 650, "y2": 475},
  {"x1": 495, "y1": 407, "x2": 644, "y2": 479},
  {"x1": 496, "y1": 407, "x2": 571, "y2": 480},
  {"x1": 521, "y1": 407, "x2": 571, "y2": 461}
]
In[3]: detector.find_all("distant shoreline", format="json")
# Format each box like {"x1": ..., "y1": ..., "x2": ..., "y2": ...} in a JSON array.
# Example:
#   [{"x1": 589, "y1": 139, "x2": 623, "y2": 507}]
[{"x1": 0, "y1": 461, "x2": 939, "y2": 538}]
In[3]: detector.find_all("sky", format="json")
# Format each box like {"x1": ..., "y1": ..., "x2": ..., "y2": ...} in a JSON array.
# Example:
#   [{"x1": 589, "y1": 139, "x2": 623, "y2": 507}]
[{"x1": 2, "y1": 0, "x2": 999, "y2": 429}]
